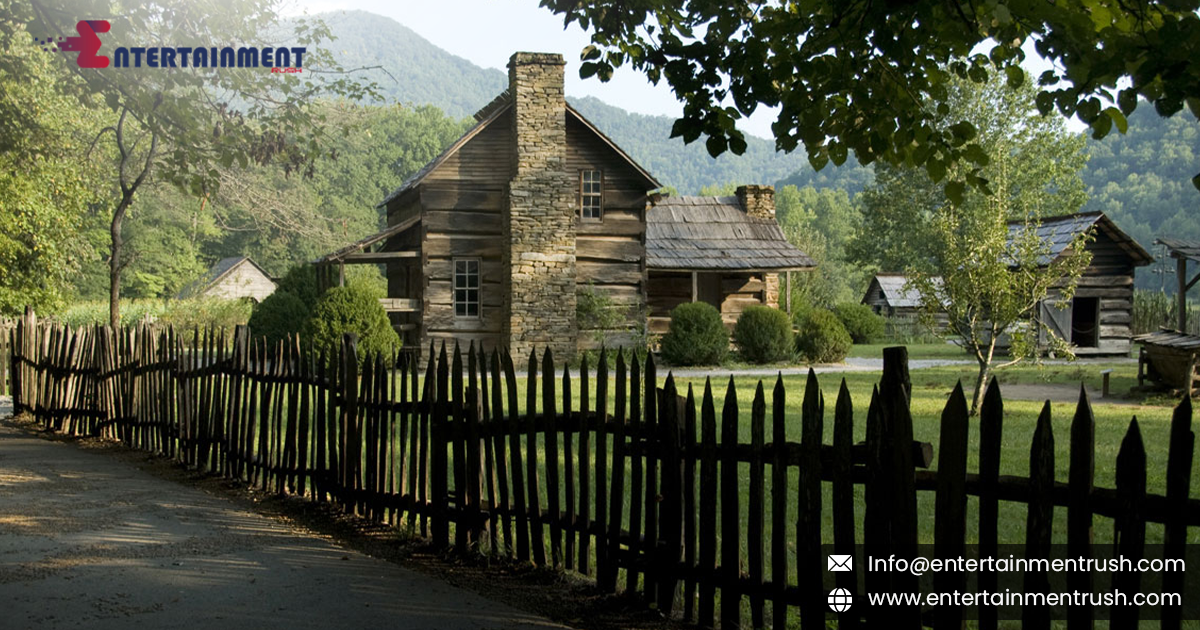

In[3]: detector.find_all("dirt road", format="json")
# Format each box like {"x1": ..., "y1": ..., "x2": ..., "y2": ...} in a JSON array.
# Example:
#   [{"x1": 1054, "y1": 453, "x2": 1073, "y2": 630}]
[{"x1": 0, "y1": 398, "x2": 568, "y2": 630}]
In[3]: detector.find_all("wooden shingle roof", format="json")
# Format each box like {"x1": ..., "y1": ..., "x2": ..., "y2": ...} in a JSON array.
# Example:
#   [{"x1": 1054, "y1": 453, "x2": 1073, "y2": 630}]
[
  {"x1": 1158, "y1": 237, "x2": 1200, "y2": 263},
  {"x1": 646, "y1": 196, "x2": 815, "y2": 271},
  {"x1": 1007, "y1": 211, "x2": 1153, "y2": 267},
  {"x1": 867, "y1": 274, "x2": 929, "y2": 308}
]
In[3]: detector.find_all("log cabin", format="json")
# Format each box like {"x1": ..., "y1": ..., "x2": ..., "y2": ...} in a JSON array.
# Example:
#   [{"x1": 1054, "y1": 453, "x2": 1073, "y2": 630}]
[
  {"x1": 315, "y1": 52, "x2": 818, "y2": 359},
  {"x1": 318, "y1": 52, "x2": 661, "y2": 359},
  {"x1": 645, "y1": 189, "x2": 815, "y2": 334}
]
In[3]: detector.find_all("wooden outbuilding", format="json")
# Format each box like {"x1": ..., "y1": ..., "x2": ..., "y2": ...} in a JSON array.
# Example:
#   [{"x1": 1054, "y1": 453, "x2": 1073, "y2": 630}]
[
  {"x1": 862, "y1": 273, "x2": 930, "y2": 317},
  {"x1": 320, "y1": 52, "x2": 660, "y2": 359},
  {"x1": 1018, "y1": 212, "x2": 1152, "y2": 356},
  {"x1": 861, "y1": 273, "x2": 948, "y2": 333},
  {"x1": 645, "y1": 188, "x2": 815, "y2": 333},
  {"x1": 1135, "y1": 237, "x2": 1199, "y2": 396},
  {"x1": 178, "y1": 256, "x2": 276, "y2": 303}
]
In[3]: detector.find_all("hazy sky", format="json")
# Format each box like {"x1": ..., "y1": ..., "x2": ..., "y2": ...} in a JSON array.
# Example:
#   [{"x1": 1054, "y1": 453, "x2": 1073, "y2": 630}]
[{"x1": 287, "y1": 0, "x2": 1075, "y2": 139}]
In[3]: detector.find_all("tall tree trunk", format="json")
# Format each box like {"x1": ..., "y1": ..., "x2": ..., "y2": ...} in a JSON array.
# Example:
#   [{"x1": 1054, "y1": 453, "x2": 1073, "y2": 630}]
[{"x1": 108, "y1": 195, "x2": 131, "y2": 331}]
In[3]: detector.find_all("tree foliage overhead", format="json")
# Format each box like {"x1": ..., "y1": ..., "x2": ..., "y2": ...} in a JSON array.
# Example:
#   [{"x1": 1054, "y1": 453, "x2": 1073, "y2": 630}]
[{"x1": 542, "y1": 0, "x2": 1200, "y2": 192}]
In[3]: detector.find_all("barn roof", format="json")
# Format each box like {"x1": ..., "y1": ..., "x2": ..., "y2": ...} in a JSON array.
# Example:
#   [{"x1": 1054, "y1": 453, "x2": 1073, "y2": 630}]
[
  {"x1": 1157, "y1": 237, "x2": 1200, "y2": 263},
  {"x1": 646, "y1": 196, "x2": 816, "y2": 271},
  {"x1": 375, "y1": 97, "x2": 661, "y2": 209},
  {"x1": 1007, "y1": 211, "x2": 1153, "y2": 267},
  {"x1": 864, "y1": 274, "x2": 943, "y2": 308},
  {"x1": 178, "y1": 256, "x2": 272, "y2": 299}
]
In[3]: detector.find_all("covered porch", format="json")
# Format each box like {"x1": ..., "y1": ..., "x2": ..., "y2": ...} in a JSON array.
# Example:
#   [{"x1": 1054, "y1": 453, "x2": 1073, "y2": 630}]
[{"x1": 313, "y1": 215, "x2": 423, "y2": 344}]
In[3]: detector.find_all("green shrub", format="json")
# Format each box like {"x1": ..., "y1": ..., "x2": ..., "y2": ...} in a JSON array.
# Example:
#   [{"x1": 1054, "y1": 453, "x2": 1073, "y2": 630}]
[
  {"x1": 733, "y1": 305, "x2": 793, "y2": 364},
  {"x1": 833, "y1": 302, "x2": 886, "y2": 344},
  {"x1": 273, "y1": 264, "x2": 321, "y2": 306},
  {"x1": 795, "y1": 308, "x2": 852, "y2": 363},
  {"x1": 248, "y1": 292, "x2": 308, "y2": 348},
  {"x1": 303, "y1": 283, "x2": 399, "y2": 358},
  {"x1": 160, "y1": 297, "x2": 252, "y2": 331},
  {"x1": 660, "y1": 302, "x2": 728, "y2": 366}
]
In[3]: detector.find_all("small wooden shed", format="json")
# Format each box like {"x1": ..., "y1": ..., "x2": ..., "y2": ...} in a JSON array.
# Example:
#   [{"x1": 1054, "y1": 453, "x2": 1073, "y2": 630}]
[
  {"x1": 862, "y1": 273, "x2": 927, "y2": 317},
  {"x1": 1018, "y1": 212, "x2": 1152, "y2": 356},
  {"x1": 645, "y1": 187, "x2": 815, "y2": 333},
  {"x1": 178, "y1": 256, "x2": 276, "y2": 303},
  {"x1": 861, "y1": 273, "x2": 948, "y2": 333}
]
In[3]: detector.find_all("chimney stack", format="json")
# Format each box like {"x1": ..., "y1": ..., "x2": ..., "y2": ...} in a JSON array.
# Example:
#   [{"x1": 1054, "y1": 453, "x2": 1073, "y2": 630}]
[
  {"x1": 504, "y1": 52, "x2": 577, "y2": 359},
  {"x1": 737, "y1": 185, "x2": 775, "y2": 219}
]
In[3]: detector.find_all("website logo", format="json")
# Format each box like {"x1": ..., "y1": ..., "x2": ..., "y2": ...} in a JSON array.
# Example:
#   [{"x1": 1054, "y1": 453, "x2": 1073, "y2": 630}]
[
  {"x1": 35, "y1": 19, "x2": 305, "y2": 72},
  {"x1": 35, "y1": 20, "x2": 111, "y2": 68}
]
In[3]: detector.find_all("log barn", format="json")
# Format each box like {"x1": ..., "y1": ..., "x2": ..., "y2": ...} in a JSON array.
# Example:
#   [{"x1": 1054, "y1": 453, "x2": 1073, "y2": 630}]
[
  {"x1": 1019, "y1": 211, "x2": 1152, "y2": 356},
  {"x1": 319, "y1": 52, "x2": 660, "y2": 359},
  {"x1": 645, "y1": 189, "x2": 815, "y2": 334}
]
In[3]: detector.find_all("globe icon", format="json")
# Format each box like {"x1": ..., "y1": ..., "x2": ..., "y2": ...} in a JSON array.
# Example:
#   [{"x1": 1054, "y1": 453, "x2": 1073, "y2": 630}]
[{"x1": 828, "y1": 587, "x2": 853, "y2": 613}]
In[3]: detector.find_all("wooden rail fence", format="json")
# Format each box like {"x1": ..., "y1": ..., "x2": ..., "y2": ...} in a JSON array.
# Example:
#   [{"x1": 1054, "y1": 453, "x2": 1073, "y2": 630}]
[{"x1": 7, "y1": 308, "x2": 1198, "y2": 629}]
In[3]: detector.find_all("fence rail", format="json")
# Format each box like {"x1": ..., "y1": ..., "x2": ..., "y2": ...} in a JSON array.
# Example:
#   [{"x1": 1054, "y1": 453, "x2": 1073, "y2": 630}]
[{"x1": 7, "y1": 308, "x2": 1198, "y2": 629}]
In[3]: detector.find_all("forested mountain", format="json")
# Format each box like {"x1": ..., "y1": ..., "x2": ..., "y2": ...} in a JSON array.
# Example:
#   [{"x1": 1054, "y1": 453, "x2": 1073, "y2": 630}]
[
  {"x1": 314, "y1": 10, "x2": 808, "y2": 194},
  {"x1": 1080, "y1": 106, "x2": 1200, "y2": 270},
  {"x1": 312, "y1": 11, "x2": 506, "y2": 120}
]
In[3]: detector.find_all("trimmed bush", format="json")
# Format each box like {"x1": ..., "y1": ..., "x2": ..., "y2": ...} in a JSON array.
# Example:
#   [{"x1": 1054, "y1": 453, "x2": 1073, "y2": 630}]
[
  {"x1": 660, "y1": 302, "x2": 728, "y2": 366},
  {"x1": 273, "y1": 264, "x2": 321, "y2": 306},
  {"x1": 795, "y1": 308, "x2": 852, "y2": 363},
  {"x1": 833, "y1": 302, "x2": 886, "y2": 344},
  {"x1": 304, "y1": 283, "x2": 399, "y2": 358},
  {"x1": 248, "y1": 291, "x2": 308, "y2": 348},
  {"x1": 733, "y1": 305, "x2": 793, "y2": 364}
]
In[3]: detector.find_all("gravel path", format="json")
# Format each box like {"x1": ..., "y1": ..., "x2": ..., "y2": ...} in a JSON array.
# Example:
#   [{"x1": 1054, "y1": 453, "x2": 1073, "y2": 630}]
[{"x1": 0, "y1": 397, "x2": 569, "y2": 630}]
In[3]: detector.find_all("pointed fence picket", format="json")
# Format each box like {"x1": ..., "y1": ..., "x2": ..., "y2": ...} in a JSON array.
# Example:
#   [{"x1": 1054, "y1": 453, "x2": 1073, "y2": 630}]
[{"x1": 8, "y1": 309, "x2": 1200, "y2": 629}]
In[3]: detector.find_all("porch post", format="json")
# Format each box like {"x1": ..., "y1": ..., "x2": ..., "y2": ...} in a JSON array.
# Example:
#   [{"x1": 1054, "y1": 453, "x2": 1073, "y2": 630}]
[
  {"x1": 785, "y1": 271, "x2": 792, "y2": 315},
  {"x1": 1179, "y1": 257, "x2": 1187, "y2": 332},
  {"x1": 339, "y1": 261, "x2": 346, "y2": 288},
  {"x1": 691, "y1": 272, "x2": 698, "y2": 303}
]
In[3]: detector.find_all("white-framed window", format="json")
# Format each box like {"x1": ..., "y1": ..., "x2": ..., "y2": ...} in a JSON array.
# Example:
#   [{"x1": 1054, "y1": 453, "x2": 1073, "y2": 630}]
[
  {"x1": 453, "y1": 258, "x2": 480, "y2": 318},
  {"x1": 580, "y1": 169, "x2": 602, "y2": 220}
]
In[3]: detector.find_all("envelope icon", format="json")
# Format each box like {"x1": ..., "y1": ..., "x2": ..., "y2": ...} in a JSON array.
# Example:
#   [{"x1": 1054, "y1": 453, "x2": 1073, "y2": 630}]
[{"x1": 828, "y1": 554, "x2": 852, "y2": 572}]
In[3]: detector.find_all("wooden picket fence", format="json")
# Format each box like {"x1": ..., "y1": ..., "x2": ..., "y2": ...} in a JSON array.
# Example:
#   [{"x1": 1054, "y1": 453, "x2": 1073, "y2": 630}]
[{"x1": 7, "y1": 308, "x2": 1199, "y2": 629}]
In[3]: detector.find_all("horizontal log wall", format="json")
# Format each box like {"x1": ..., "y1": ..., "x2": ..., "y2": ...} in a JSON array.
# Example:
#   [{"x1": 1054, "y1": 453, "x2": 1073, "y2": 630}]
[{"x1": 568, "y1": 115, "x2": 648, "y2": 352}]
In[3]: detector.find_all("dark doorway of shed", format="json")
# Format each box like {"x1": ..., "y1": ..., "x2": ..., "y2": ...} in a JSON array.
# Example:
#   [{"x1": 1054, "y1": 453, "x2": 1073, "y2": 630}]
[{"x1": 1071, "y1": 297, "x2": 1100, "y2": 348}]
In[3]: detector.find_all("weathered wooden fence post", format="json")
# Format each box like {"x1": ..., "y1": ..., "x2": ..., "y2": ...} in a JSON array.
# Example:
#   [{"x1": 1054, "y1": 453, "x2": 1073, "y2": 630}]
[
  {"x1": 341, "y1": 333, "x2": 359, "y2": 514},
  {"x1": 656, "y1": 375, "x2": 685, "y2": 616},
  {"x1": 1162, "y1": 396, "x2": 1193, "y2": 630},
  {"x1": 431, "y1": 342, "x2": 450, "y2": 549}
]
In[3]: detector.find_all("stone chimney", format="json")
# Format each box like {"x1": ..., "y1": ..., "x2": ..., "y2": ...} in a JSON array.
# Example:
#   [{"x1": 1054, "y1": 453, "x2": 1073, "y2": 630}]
[
  {"x1": 504, "y1": 52, "x2": 577, "y2": 360},
  {"x1": 737, "y1": 185, "x2": 775, "y2": 219}
]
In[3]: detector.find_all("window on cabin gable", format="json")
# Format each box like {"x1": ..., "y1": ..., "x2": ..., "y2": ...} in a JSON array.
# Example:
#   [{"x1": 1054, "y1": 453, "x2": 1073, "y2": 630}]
[
  {"x1": 453, "y1": 258, "x2": 480, "y2": 318},
  {"x1": 580, "y1": 169, "x2": 602, "y2": 220}
]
